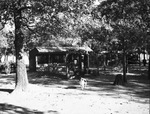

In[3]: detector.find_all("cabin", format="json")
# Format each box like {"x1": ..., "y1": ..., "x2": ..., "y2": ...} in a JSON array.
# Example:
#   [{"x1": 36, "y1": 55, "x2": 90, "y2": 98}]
[{"x1": 29, "y1": 46, "x2": 92, "y2": 77}]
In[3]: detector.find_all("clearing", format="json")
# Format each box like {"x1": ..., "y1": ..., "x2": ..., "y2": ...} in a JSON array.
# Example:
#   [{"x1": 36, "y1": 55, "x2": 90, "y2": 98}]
[{"x1": 0, "y1": 65, "x2": 150, "y2": 114}]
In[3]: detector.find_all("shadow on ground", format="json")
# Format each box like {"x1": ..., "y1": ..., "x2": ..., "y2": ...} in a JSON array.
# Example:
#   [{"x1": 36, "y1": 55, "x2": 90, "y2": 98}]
[
  {"x1": 28, "y1": 66, "x2": 150, "y2": 101},
  {"x1": 0, "y1": 65, "x2": 150, "y2": 103},
  {"x1": 0, "y1": 89, "x2": 13, "y2": 93},
  {"x1": 0, "y1": 103, "x2": 59, "y2": 114}
]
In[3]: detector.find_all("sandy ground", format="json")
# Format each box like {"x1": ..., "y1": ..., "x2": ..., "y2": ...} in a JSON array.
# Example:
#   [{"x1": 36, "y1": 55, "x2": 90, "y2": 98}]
[{"x1": 0, "y1": 70, "x2": 150, "y2": 114}]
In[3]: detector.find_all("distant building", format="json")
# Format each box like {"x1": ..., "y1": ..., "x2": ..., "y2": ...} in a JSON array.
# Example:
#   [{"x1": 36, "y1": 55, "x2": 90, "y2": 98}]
[{"x1": 0, "y1": 53, "x2": 29, "y2": 66}]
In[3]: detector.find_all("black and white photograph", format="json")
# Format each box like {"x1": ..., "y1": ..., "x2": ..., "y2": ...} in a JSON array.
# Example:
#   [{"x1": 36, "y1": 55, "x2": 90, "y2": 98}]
[{"x1": 0, "y1": 0, "x2": 150, "y2": 114}]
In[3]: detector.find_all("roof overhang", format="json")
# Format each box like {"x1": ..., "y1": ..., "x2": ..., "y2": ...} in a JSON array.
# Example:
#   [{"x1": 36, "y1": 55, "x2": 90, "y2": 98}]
[{"x1": 35, "y1": 46, "x2": 93, "y2": 53}]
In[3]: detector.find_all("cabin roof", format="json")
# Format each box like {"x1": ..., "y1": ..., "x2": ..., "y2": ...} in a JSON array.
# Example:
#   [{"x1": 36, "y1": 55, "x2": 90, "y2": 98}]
[{"x1": 35, "y1": 46, "x2": 93, "y2": 53}]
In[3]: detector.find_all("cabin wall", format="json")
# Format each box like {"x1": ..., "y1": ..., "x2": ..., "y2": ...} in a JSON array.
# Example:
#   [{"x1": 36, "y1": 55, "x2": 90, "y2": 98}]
[{"x1": 29, "y1": 47, "x2": 91, "y2": 76}]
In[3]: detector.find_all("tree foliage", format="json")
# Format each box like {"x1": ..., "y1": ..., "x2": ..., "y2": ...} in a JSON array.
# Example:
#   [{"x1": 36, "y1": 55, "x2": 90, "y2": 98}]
[
  {"x1": 0, "y1": 0, "x2": 97, "y2": 92},
  {"x1": 92, "y1": 0, "x2": 150, "y2": 83},
  {"x1": 93, "y1": 0, "x2": 150, "y2": 53}
]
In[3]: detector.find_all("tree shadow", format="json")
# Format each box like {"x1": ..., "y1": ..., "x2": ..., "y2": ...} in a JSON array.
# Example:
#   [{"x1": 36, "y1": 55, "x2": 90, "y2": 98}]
[
  {"x1": 0, "y1": 88, "x2": 13, "y2": 93},
  {"x1": 1, "y1": 66, "x2": 149, "y2": 104},
  {"x1": 64, "y1": 86, "x2": 77, "y2": 89},
  {"x1": 0, "y1": 103, "x2": 59, "y2": 114},
  {"x1": 0, "y1": 73, "x2": 15, "y2": 85},
  {"x1": 62, "y1": 68, "x2": 150, "y2": 103},
  {"x1": 28, "y1": 70, "x2": 150, "y2": 103},
  {"x1": 28, "y1": 70, "x2": 150, "y2": 91},
  {"x1": 28, "y1": 71, "x2": 68, "y2": 86}
]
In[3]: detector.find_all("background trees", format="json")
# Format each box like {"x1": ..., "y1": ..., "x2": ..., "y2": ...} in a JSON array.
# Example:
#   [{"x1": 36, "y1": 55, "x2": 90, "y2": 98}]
[
  {"x1": 0, "y1": 0, "x2": 149, "y2": 92},
  {"x1": 93, "y1": 0, "x2": 150, "y2": 83},
  {"x1": 0, "y1": 32, "x2": 8, "y2": 58}
]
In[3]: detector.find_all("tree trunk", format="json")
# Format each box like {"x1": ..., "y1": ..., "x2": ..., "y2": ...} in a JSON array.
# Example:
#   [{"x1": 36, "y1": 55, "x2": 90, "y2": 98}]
[
  {"x1": 122, "y1": 36, "x2": 127, "y2": 84},
  {"x1": 113, "y1": 74, "x2": 123, "y2": 85},
  {"x1": 113, "y1": 52, "x2": 127, "y2": 86},
  {"x1": 122, "y1": 51, "x2": 127, "y2": 84},
  {"x1": 103, "y1": 54, "x2": 106, "y2": 71},
  {"x1": 15, "y1": 58, "x2": 28, "y2": 91},
  {"x1": 96, "y1": 53, "x2": 99, "y2": 76},
  {"x1": 148, "y1": 56, "x2": 150, "y2": 80},
  {"x1": 12, "y1": 2, "x2": 28, "y2": 93}
]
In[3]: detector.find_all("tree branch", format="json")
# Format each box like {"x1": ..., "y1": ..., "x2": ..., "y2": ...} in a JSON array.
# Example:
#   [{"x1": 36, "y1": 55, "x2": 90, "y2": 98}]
[
  {"x1": 0, "y1": 24, "x2": 5, "y2": 31},
  {"x1": 19, "y1": 6, "x2": 32, "y2": 12},
  {"x1": 0, "y1": 21, "x2": 7, "y2": 31},
  {"x1": 22, "y1": 22, "x2": 35, "y2": 31}
]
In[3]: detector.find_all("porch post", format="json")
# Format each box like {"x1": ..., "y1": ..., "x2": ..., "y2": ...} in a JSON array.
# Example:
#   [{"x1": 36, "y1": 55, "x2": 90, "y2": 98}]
[
  {"x1": 65, "y1": 53, "x2": 69, "y2": 78},
  {"x1": 86, "y1": 52, "x2": 90, "y2": 73}
]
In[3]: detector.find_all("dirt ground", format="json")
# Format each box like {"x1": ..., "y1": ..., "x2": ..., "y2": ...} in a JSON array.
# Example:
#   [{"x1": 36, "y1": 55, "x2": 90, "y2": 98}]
[{"x1": 0, "y1": 66, "x2": 150, "y2": 114}]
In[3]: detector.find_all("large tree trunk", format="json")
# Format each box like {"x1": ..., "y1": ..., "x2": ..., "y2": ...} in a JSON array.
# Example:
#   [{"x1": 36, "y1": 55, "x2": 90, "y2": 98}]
[
  {"x1": 15, "y1": 58, "x2": 28, "y2": 91},
  {"x1": 12, "y1": 2, "x2": 28, "y2": 93}
]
